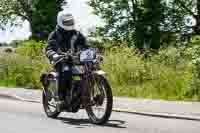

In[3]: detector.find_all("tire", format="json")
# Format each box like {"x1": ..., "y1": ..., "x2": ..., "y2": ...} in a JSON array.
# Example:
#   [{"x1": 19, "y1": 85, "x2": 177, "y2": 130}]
[
  {"x1": 86, "y1": 75, "x2": 113, "y2": 125},
  {"x1": 42, "y1": 88, "x2": 60, "y2": 118}
]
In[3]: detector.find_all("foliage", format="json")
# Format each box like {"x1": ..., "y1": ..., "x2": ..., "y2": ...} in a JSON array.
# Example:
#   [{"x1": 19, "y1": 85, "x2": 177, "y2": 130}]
[
  {"x1": 0, "y1": 39, "x2": 197, "y2": 101},
  {"x1": 88, "y1": 0, "x2": 199, "y2": 48},
  {"x1": 174, "y1": 0, "x2": 200, "y2": 34},
  {"x1": 88, "y1": 0, "x2": 143, "y2": 47},
  {"x1": 102, "y1": 46, "x2": 194, "y2": 100},
  {"x1": 0, "y1": 40, "x2": 49, "y2": 89},
  {"x1": 192, "y1": 35, "x2": 200, "y2": 46},
  {"x1": 186, "y1": 35, "x2": 200, "y2": 100},
  {"x1": 0, "y1": 53, "x2": 49, "y2": 89},
  {"x1": 136, "y1": 0, "x2": 162, "y2": 49},
  {"x1": 15, "y1": 40, "x2": 46, "y2": 59},
  {"x1": 0, "y1": 0, "x2": 65, "y2": 39},
  {"x1": 161, "y1": 0, "x2": 192, "y2": 32},
  {"x1": 9, "y1": 40, "x2": 24, "y2": 48}
]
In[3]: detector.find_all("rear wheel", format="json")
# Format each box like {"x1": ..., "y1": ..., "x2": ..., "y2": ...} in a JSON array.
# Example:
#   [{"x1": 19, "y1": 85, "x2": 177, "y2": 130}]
[
  {"x1": 86, "y1": 75, "x2": 113, "y2": 125},
  {"x1": 42, "y1": 85, "x2": 60, "y2": 118}
]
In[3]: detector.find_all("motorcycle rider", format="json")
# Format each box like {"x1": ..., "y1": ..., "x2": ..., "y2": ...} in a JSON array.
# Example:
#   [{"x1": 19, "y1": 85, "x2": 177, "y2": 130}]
[{"x1": 46, "y1": 11, "x2": 89, "y2": 110}]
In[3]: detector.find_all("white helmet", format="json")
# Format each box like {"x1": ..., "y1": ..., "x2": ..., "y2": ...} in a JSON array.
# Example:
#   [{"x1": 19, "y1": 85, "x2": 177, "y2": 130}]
[{"x1": 57, "y1": 11, "x2": 75, "y2": 31}]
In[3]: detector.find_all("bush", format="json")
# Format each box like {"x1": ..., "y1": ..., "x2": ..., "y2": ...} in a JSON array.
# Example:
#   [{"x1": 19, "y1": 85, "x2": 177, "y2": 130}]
[
  {"x1": 0, "y1": 40, "x2": 196, "y2": 101},
  {"x1": 102, "y1": 46, "x2": 194, "y2": 100},
  {"x1": 0, "y1": 53, "x2": 49, "y2": 89},
  {"x1": 15, "y1": 40, "x2": 46, "y2": 59},
  {"x1": 192, "y1": 36, "x2": 200, "y2": 100},
  {"x1": 0, "y1": 40, "x2": 49, "y2": 89}
]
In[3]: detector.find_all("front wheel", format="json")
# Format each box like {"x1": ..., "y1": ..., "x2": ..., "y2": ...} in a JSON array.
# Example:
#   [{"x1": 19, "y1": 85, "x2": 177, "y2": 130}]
[
  {"x1": 86, "y1": 75, "x2": 113, "y2": 125},
  {"x1": 42, "y1": 86, "x2": 60, "y2": 118}
]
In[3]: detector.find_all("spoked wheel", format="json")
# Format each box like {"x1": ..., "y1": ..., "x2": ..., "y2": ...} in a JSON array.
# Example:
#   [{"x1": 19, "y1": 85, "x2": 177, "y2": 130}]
[
  {"x1": 86, "y1": 75, "x2": 113, "y2": 125},
  {"x1": 42, "y1": 85, "x2": 60, "y2": 118}
]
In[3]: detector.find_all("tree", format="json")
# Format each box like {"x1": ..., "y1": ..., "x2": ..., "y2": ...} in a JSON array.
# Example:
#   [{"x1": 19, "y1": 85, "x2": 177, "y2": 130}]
[
  {"x1": 89, "y1": 0, "x2": 164, "y2": 49},
  {"x1": 0, "y1": 0, "x2": 65, "y2": 40},
  {"x1": 136, "y1": 0, "x2": 162, "y2": 50},
  {"x1": 173, "y1": 0, "x2": 200, "y2": 34},
  {"x1": 88, "y1": 0, "x2": 199, "y2": 49},
  {"x1": 194, "y1": 0, "x2": 200, "y2": 34},
  {"x1": 88, "y1": 0, "x2": 144, "y2": 47}
]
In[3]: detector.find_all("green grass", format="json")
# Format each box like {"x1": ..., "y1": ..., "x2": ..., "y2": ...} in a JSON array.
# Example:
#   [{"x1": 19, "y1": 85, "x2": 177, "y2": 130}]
[
  {"x1": 0, "y1": 53, "x2": 49, "y2": 89},
  {"x1": 102, "y1": 46, "x2": 195, "y2": 101},
  {"x1": 0, "y1": 80, "x2": 17, "y2": 88},
  {"x1": 0, "y1": 40, "x2": 198, "y2": 101}
]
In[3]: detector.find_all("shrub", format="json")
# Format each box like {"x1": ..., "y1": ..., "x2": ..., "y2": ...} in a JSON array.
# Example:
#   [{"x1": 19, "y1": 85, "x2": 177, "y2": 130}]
[
  {"x1": 0, "y1": 40, "x2": 195, "y2": 101},
  {"x1": 0, "y1": 53, "x2": 49, "y2": 89},
  {"x1": 0, "y1": 40, "x2": 49, "y2": 89},
  {"x1": 15, "y1": 40, "x2": 46, "y2": 59},
  {"x1": 102, "y1": 46, "x2": 193, "y2": 100}
]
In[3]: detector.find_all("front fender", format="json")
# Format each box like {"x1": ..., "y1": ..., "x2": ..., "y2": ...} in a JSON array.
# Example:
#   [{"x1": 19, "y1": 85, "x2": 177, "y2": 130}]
[{"x1": 42, "y1": 87, "x2": 47, "y2": 96}]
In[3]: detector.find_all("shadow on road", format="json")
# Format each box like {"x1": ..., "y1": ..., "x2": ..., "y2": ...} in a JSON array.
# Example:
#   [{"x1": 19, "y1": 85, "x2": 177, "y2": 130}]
[{"x1": 57, "y1": 117, "x2": 127, "y2": 129}]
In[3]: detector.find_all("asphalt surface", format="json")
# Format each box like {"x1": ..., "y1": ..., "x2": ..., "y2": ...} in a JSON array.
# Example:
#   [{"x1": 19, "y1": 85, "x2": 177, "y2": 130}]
[
  {"x1": 2, "y1": 88, "x2": 200, "y2": 118},
  {"x1": 0, "y1": 98, "x2": 200, "y2": 133}
]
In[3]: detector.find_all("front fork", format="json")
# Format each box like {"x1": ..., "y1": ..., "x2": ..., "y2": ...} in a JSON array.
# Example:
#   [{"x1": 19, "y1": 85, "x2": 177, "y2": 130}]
[
  {"x1": 81, "y1": 73, "x2": 100, "y2": 107},
  {"x1": 40, "y1": 74, "x2": 48, "y2": 96}
]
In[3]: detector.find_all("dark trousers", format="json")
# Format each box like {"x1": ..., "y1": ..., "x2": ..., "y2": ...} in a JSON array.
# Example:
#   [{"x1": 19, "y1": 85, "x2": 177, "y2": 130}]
[{"x1": 55, "y1": 63, "x2": 72, "y2": 100}]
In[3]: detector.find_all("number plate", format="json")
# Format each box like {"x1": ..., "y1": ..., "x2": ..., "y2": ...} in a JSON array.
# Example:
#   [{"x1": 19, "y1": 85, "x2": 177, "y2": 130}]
[{"x1": 80, "y1": 48, "x2": 96, "y2": 62}]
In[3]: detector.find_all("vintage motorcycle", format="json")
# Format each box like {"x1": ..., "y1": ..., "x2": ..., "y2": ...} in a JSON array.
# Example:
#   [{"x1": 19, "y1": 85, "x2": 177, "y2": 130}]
[{"x1": 40, "y1": 48, "x2": 113, "y2": 125}]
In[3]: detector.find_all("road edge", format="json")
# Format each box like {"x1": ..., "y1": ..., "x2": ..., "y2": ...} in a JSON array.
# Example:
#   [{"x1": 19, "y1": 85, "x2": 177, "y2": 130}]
[
  {"x1": 0, "y1": 93, "x2": 41, "y2": 103},
  {"x1": 1, "y1": 93, "x2": 200, "y2": 121}
]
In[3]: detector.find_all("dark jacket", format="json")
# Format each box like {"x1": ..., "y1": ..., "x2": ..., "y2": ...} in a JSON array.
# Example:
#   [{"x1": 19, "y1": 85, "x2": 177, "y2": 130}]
[{"x1": 46, "y1": 26, "x2": 89, "y2": 61}]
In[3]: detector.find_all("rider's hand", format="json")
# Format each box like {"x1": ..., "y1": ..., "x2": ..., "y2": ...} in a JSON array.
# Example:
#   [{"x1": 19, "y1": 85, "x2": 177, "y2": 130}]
[{"x1": 52, "y1": 54, "x2": 62, "y2": 61}]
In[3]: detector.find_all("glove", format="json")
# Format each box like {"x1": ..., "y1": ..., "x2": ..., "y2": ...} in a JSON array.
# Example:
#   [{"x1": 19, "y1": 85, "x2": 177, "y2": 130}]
[{"x1": 52, "y1": 54, "x2": 62, "y2": 61}]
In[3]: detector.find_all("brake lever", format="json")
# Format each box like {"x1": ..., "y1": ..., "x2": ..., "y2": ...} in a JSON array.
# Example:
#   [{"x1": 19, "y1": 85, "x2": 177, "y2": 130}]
[
  {"x1": 51, "y1": 57, "x2": 64, "y2": 66},
  {"x1": 52, "y1": 50, "x2": 78, "y2": 66}
]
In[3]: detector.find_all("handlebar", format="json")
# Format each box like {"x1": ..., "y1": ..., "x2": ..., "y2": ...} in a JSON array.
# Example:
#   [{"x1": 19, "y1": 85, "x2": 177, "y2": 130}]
[
  {"x1": 52, "y1": 51, "x2": 80, "y2": 66},
  {"x1": 51, "y1": 48, "x2": 103, "y2": 66}
]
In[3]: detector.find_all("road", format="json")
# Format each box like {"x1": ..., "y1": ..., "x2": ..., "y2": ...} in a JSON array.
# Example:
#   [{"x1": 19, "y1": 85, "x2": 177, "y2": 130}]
[{"x1": 0, "y1": 98, "x2": 200, "y2": 133}]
